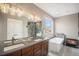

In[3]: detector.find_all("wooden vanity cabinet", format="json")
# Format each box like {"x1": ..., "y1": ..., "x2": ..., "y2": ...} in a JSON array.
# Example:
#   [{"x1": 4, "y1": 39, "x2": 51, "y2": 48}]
[
  {"x1": 22, "y1": 46, "x2": 33, "y2": 56},
  {"x1": 42, "y1": 41, "x2": 48, "y2": 56},
  {"x1": 33, "y1": 42, "x2": 42, "y2": 56},
  {"x1": 2, "y1": 40, "x2": 49, "y2": 56},
  {"x1": 33, "y1": 40, "x2": 49, "y2": 56}
]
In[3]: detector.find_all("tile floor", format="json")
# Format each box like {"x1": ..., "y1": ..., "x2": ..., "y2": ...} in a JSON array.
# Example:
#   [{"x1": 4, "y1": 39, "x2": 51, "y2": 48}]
[{"x1": 48, "y1": 45, "x2": 79, "y2": 56}]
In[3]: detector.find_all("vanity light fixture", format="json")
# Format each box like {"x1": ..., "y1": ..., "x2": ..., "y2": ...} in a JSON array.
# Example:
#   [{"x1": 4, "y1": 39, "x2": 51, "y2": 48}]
[
  {"x1": 55, "y1": 11, "x2": 59, "y2": 15},
  {"x1": 0, "y1": 3, "x2": 25, "y2": 17},
  {"x1": 0, "y1": 3, "x2": 41, "y2": 22},
  {"x1": 9, "y1": 5, "x2": 16, "y2": 15},
  {"x1": 16, "y1": 8, "x2": 24, "y2": 17},
  {"x1": 0, "y1": 3, "x2": 9, "y2": 13}
]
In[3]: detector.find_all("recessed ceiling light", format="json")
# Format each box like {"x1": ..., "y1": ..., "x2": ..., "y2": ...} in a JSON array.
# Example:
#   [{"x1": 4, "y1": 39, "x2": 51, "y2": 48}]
[{"x1": 55, "y1": 12, "x2": 59, "y2": 14}]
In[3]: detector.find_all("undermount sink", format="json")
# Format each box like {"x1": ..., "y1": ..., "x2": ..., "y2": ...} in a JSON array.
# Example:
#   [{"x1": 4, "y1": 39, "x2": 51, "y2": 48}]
[
  {"x1": 4, "y1": 40, "x2": 22, "y2": 44},
  {"x1": 4, "y1": 40, "x2": 12, "y2": 44},
  {"x1": 4, "y1": 43, "x2": 24, "y2": 52},
  {"x1": 34, "y1": 39, "x2": 42, "y2": 42},
  {"x1": 22, "y1": 38, "x2": 33, "y2": 42}
]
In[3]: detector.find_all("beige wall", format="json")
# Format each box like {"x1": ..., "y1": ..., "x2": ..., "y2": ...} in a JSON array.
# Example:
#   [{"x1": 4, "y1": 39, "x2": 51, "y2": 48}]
[
  {"x1": 55, "y1": 13, "x2": 78, "y2": 39},
  {"x1": 0, "y1": 12, "x2": 3, "y2": 41},
  {"x1": 0, "y1": 12, "x2": 7, "y2": 41}
]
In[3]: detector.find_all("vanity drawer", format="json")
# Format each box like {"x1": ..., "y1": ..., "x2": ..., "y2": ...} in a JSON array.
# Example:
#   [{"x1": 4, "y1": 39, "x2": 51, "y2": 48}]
[
  {"x1": 33, "y1": 42, "x2": 42, "y2": 49},
  {"x1": 33, "y1": 50, "x2": 41, "y2": 56},
  {"x1": 42, "y1": 40, "x2": 48, "y2": 56},
  {"x1": 22, "y1": 46, "x2": 33, "y2": 56},
  {"x1": 33, "y1": 42, "x2": 42, "y2": 56}
]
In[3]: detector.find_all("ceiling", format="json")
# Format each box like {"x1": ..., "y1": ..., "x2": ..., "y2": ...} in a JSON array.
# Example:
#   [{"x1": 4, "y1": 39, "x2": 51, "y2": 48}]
[{"x1": 34, "y1": 3, "x2": 79, "y2": 18}]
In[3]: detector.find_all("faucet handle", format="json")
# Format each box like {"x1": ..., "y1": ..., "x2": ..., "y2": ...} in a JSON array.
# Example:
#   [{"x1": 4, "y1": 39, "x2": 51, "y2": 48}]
[{"x1": 12, "y1": 37, "x2": 15, "y2": 40}]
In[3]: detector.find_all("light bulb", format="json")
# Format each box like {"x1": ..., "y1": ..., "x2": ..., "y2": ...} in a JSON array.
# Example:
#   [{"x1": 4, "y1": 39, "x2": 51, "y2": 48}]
[{"x1": 9, "y1": 6, "x2": 16, "y2": 15}]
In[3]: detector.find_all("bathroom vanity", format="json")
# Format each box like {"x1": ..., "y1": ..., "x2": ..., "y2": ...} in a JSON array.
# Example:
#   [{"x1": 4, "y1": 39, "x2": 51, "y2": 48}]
[{"x1": 0, "y1": 38, "x2": 49, "y2": 56}]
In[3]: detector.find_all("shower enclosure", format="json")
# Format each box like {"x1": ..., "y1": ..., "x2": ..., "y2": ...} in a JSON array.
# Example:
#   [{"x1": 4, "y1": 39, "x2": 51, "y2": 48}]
[{"x1": 27, "y1": 22, "x2": 42, "y2": 39}]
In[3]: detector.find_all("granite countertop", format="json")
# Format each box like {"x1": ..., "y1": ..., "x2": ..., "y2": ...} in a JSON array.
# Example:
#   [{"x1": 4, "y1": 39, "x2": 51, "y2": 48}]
[{"x1": 0, "y1": 37, "x2": 50, "y2": 55}]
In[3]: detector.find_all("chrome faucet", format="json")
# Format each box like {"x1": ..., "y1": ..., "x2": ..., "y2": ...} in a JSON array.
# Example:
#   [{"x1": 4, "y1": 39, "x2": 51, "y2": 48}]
[{"x1": 12, "y1": 37, "x2": 16, "y2": 44}]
